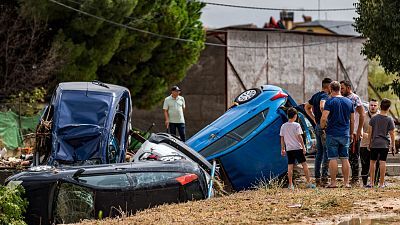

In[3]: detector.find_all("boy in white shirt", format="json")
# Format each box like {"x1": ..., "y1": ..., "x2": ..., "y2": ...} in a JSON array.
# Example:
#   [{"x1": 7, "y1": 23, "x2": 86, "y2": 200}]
[{"x1": 280, "y1": 107, "x2": 315, "y2": 189}]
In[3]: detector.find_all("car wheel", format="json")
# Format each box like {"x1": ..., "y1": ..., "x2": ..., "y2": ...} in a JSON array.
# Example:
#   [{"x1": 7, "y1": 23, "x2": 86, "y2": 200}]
[{"x1": 234, "y1": 88, "x2": 261, "y2": 104}]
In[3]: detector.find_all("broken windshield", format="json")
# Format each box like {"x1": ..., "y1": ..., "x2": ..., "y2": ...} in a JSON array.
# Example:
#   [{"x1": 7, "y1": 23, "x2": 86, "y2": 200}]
[{"x1": 58, "y1": 91, "x2": 112, "y2": 127}]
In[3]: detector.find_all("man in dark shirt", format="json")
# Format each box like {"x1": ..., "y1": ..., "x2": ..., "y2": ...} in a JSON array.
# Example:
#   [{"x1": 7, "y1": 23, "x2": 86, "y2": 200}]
[
  {"x1": 305, "y1": 78, "x2": 332, "y2": 186},
  {"x1": 321, "y1": 81, "x2": 354, "y2": 188}
]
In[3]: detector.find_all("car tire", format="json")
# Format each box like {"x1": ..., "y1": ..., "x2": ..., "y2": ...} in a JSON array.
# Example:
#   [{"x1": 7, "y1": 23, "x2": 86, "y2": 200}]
[{"x1": 234, "y1": 88, "x2": 261, "y2": 104}]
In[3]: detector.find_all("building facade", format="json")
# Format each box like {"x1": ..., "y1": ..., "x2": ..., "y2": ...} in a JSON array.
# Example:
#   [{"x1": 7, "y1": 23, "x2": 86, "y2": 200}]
[{"x1": 133, "y1": 28, "x2": 368, "y2": 138}]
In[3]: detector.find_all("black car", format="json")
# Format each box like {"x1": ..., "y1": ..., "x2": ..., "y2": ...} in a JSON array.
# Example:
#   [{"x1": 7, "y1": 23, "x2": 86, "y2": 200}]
[{"x1": 6, "y1": 160, "x2": 209, "y2": 225}]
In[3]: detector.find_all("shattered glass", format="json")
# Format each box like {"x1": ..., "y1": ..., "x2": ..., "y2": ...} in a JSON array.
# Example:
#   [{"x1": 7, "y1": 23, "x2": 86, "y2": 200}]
[
  {"x1": 129, "y1": 172, "x2": 184, "y2": 188},
  {"x1": 54, "y1": 183, "x2": 95, "y2": 224}
]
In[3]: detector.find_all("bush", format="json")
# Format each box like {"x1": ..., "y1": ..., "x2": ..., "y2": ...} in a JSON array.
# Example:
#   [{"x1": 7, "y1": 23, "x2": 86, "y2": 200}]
[{"x1": 0, "y1": 184, "x2": 28, "y2": 225}]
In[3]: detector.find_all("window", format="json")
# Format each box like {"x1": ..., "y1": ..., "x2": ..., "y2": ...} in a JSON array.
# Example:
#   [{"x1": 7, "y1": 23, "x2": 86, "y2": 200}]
[
  {"x1": 78, "y1": 174, "x2": 130, "y2": 188},
  {"x1": 129, "y1": 172, "x2": 185, "y2": 188},
  {"x1": 108, "y1": 96, "x2": 128, "y2": 163},
  {"x1": 200, "y1": 136, "x2": 238, "y2": 158},
  {"x1": 200, "y1": 109, "x2": 269, "y2": 158},
  {"x1": 233, "y1": 109, "x2": 268, "y2": 138},
  {"x1": 59, "y1": 91, "x2": 111, "y2": 127},
  {"x1": 54, "y1": 183, "x2": 95, "y2": 224}
]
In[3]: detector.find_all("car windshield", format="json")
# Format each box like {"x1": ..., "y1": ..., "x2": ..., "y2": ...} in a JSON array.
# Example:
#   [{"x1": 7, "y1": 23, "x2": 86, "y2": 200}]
[
  {"x1": 200, "y1": 109, "x2": 269, "y2": 158},
  {"x1": 58, "y1": 91, "x2": 112, "y2": 127}
]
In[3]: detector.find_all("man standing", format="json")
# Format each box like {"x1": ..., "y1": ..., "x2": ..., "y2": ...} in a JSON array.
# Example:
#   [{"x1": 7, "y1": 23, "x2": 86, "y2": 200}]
[
  {"x1": 163, "y1": 86, "x2": 186, "y2": 141},
  {"x1": 367, "y1": 99, "x2": 396, "y2": 188},
  {"x1": 340, "y1": 80, "x2": 365, "y2": 185},
  {"x1": 360, "y1": 99, "x2": 379, "y2": 186},
  {"x1": 305, "y1": 78, "x2": 332, "y2": 186},
  {"x1": 321, "y1": 81, "x2": 354, "y2": 188}
]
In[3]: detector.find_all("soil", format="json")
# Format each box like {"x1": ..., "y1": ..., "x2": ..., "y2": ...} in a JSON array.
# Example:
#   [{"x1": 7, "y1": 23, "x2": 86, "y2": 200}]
[{"x1": 74, "y1": 177, "x2": 400, "y2": 225}]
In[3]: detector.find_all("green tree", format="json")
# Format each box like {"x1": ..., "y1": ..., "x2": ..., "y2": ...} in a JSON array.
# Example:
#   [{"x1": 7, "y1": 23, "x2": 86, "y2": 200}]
[
  {"x1": 20, "y1": 0, "x2": 205, "y2": 108},
  {"x1": 368, "y1": 60, "x2": 400, "y2": 118},
  {"x1": 355, "y1": 0, "x2": 400, "y2": 98}
]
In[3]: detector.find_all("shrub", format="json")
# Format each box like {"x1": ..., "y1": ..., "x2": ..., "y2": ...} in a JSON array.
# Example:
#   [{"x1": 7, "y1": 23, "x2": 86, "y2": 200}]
[{"x1": 0, "y1": 184, "x2": 28, "y2": 225}]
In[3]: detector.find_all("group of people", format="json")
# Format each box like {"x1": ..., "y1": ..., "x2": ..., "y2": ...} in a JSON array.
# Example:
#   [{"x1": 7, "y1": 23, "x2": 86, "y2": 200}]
[
  {"x1": 280, "y1": 78, "x2": 396, "y2": 189},
  {"x1": 164, "y1": 82, "x2": 396, "y2": 189}
]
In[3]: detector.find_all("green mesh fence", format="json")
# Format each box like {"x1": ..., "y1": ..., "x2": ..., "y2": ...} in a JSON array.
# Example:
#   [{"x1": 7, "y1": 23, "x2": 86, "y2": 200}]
[{"x1": 0, "y1": 111, "x2": 40, "y2": 150}]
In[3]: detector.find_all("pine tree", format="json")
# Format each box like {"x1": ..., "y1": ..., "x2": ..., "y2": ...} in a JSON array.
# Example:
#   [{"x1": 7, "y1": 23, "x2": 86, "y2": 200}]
[{"x1": 20, "y1": 0, "x2": 205, "y2": 108}]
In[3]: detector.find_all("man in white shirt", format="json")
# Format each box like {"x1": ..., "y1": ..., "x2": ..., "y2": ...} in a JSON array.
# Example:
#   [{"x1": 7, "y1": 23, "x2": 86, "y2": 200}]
[{"x1": 163, "y1": 86, "x2": 186, "y2": 141}]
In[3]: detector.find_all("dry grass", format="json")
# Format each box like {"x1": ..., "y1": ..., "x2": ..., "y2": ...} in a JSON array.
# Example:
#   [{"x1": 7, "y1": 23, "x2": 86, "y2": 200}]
[{"x1": 74, "y1": 178, "x2": 400, "y2": 225}]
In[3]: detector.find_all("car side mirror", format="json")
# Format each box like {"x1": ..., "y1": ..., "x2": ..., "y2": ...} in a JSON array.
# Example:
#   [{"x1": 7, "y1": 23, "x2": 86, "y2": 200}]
[{"x1": 73, "y1": 168, "x2": 85, "y2": 180}]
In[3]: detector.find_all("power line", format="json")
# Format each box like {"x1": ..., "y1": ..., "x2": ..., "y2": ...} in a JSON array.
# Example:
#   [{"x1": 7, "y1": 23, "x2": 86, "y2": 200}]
[
  {"x1": 49, "y1": 0, "x2": 360, "y2": 49},
  {"x1": 202, "y1": 1, "x2": 356, "y2": 12}
]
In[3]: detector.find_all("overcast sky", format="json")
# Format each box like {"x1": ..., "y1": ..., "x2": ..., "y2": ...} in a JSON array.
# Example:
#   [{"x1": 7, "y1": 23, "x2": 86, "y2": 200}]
[{"x1": 201, "y1": 0, "x2": 359, "y2": 28}]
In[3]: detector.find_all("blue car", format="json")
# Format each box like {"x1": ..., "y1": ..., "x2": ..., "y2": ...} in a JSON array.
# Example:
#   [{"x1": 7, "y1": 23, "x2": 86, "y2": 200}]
[
  {"x1": 186, "y1": 85, "x2": 316, "y2": 190},
  {"x1": 34, "y1": 81, "x2": 132, "y2": 166}
]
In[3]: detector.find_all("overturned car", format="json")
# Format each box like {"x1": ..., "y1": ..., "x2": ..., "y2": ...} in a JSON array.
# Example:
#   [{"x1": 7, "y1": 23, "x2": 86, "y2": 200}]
[
  {"x1": 7, "y1": 160, "x2": 209, "y2": 225},
  {"x1": 187, "y1": 85, "x2": 316, "y2": 190}
]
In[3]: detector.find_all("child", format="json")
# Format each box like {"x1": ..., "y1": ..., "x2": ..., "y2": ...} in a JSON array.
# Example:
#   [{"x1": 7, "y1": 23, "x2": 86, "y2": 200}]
[
  {"x1": 367, "y1": 98, "x2": 396, "y2": 188},
  {"x1": 280, "y1": 107, "x2": 315, "y2": 189}
]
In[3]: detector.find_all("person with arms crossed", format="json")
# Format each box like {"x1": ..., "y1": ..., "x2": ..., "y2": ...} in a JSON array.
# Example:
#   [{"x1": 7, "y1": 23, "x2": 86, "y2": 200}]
[{"x1": 305, "y1": 77, "x2": 332, "y2": 186}]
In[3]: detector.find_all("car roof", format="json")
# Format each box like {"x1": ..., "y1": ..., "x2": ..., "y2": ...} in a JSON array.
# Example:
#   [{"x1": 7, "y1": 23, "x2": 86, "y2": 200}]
[{"x1": 57, "y1": 82, "x2": 129, "y2": 97}]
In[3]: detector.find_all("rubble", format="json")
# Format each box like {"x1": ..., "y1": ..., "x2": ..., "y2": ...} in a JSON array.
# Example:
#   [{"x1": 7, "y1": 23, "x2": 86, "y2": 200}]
[{"x1": 0, "y1": 147, "x2": 33, "y2": 168}]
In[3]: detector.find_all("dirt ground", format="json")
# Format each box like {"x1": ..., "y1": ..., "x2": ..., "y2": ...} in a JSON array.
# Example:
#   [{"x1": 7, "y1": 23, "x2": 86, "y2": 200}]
[{"x1": 75, "y1": 177, "x2": 400, "y2": 225}]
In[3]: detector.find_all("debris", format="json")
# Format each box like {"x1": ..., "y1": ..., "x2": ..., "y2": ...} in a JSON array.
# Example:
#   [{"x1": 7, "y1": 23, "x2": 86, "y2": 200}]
[
  {"x1": 0, "y1": 147, "x2": 7, "y2": 159},
  {"x1": 287, "y1": 204, "x2": 302, "y2": 208}
]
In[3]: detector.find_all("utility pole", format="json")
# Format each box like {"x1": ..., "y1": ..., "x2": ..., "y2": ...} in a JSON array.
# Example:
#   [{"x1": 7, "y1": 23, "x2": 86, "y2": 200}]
[{"x1": 318, "y1": 0, "x2": 321, "y2": 20}]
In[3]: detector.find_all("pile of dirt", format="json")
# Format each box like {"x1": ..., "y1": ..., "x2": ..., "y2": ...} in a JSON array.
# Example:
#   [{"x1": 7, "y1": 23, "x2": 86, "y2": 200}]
[{"x1": 75, "y1": 178, "x2": 400, "y2": 225}]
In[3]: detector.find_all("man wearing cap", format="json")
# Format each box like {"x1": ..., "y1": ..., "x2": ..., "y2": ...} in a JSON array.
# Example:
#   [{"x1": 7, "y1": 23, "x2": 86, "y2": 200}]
[{"x1": 163, "y1": 86, "x2": 186, "y2": 141}]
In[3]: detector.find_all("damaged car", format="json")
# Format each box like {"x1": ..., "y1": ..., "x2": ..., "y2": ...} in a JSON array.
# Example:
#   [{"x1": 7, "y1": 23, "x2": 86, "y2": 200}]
[
  {"x1": 34, "y1": 81, "x2": 132, "y2": 166},
  {"x1": 186, "y1": 85, "x2": 316, "y2": 190},
  {"x1": 8, "y1": 97, "x2": 217, "y2": 225},
  {"x1": 7, "y1": 159, "x2": 210, "y2": 225}
]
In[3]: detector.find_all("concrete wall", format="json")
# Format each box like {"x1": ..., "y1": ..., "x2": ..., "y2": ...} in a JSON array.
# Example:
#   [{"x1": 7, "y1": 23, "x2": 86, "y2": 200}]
[
  {"x1": 132, "y1": 35, "x2": 226, "y2": 138},
  {"x1": 226, "y1": 29, "x2": 368, "y2": 105},
  {"x1": 133, "y1": 29, "x2": 368, "y2": 138}
]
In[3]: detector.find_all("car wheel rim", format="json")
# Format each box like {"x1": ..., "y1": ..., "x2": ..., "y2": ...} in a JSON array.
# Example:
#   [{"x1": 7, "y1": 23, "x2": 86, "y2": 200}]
[{"x1": 237, "y1": 90, "x2": 257, "y2": 102}]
